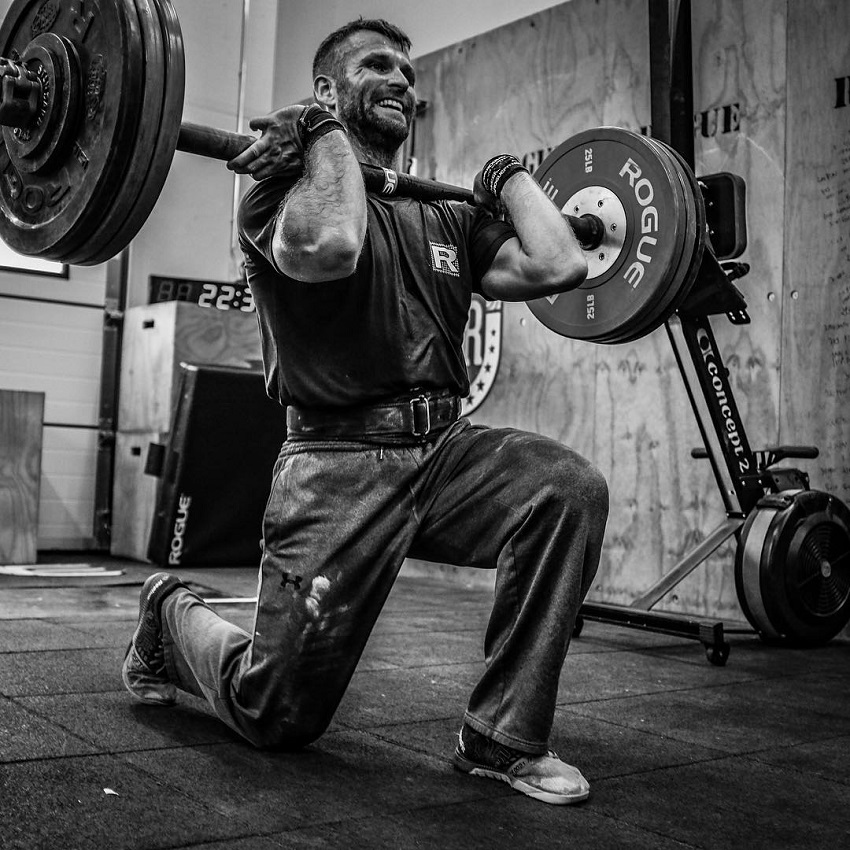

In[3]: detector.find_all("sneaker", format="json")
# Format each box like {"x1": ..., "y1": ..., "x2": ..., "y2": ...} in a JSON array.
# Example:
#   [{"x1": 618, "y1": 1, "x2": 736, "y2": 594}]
[
  {"x1": 121, "y1": 572, "x2": 185, "y2": 706},
  {"x1": 453, "y1": 724, "x2": 590, "y2": 805}
]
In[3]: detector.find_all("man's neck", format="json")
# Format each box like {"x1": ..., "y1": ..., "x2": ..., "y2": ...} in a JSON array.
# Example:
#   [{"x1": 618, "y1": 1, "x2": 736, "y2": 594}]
[{"x1": 347, "y1": 135, "x2": 404, "y2": 172}]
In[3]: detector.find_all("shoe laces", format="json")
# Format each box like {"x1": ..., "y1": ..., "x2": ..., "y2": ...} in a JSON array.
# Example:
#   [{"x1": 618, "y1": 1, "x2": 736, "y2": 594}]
[{"x1": 461, "y1": 726, "x2": 526, "y2": 770}]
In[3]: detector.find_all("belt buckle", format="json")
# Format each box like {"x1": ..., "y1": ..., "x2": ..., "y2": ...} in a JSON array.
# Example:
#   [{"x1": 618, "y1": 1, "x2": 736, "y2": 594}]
[{"x1": 409, "y1": 394, "x2": 431, "y2": 437}]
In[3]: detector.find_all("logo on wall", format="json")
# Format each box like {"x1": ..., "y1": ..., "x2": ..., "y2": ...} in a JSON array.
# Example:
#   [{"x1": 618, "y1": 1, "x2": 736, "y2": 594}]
[{"x1": 462, "y1": 294, "x2": 502, "y2": 415}]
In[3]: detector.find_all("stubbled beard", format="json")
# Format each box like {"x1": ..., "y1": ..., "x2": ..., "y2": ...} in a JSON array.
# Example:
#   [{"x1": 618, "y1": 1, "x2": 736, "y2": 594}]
[{"x1": 336, "y1": 82, "x2": 410, "y2": 162}]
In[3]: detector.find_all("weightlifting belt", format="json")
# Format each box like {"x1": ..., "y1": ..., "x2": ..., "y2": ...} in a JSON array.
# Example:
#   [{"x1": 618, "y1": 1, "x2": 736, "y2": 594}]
[{"x1": 286, "y1": 391, "x2": 461, "y2": 441}]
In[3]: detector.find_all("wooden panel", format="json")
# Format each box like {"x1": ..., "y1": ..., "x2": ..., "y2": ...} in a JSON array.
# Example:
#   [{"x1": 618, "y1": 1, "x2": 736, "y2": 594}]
[
  {"x1": 781, "y1": 0, "x2": 850, "y2": 505},
  {"x1": 415, "y1": 0, "x2": 650, "y2": 188},
  {"x1": 590, "y1": 332, "x2": 719, "y2": 608},
  {"x1": 649, "y1": 0, "x2": 789, "y2": 620},
  {"x1": 692, "y1": 0, "x2": 787, "y2": 448},
  {"x1": 0, "y1": 390, "x2": 44, "y2": 564},
  {"x1": 410, "y1": 0, "x2": 848, "y2": 627},
  {"x1": 480, "y1": 303, "x2": 597, "y2": 457},
  {"x1": 413, "y1": 0, "x2": 651, "y2": 482},
  {"x1": 414, "y1": 0, "x2": 728, "y2": 611},
  {"x1": 118, "y1": 301, "x2": 262, "y2": 432},
  {"x1": 111, "y1": 431, "x2": 166, "y2": 562}
]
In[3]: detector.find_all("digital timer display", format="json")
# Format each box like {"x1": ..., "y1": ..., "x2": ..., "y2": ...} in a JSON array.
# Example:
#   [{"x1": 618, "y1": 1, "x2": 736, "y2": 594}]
[{"x1": 148, "y1": 276, "x2": 255, "y2": 313}]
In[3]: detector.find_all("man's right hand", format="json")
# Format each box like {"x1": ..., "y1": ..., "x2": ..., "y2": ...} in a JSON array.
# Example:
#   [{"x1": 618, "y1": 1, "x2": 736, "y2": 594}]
[
  {"x1": 226, "y1": 105, "x2": 307, "y2": 181},
  {"x1": 472, "y1": 168, "x2": 505, "y2": 218}
]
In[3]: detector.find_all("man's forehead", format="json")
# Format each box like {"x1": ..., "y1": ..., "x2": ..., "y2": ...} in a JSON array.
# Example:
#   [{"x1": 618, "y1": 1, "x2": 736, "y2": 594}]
[{"x1": 341, "y1": 29, "x2": 411, "y2": 61}]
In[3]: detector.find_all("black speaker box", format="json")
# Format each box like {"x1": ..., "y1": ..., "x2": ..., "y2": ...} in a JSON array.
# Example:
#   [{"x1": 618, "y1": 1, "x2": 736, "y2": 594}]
[{"x1": 146, "y1": 363, "x2": 286, "y2": 567}]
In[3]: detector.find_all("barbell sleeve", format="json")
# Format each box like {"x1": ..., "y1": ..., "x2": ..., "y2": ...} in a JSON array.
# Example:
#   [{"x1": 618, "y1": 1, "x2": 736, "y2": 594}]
[
  {"x1": 176, "y1": 121, "x2": 604, "y2": 250},
  {"x1": 177, "y1": 121, "x2": 255, "y2": 162}
]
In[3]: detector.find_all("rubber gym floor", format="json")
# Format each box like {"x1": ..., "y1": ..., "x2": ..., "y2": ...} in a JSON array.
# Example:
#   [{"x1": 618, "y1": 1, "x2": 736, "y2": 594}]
[{"x1": 1, "y1": 555, "x2": 848, "y2": 850}]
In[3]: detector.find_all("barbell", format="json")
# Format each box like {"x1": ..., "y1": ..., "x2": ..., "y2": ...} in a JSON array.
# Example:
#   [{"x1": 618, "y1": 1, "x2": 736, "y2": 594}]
[{"x1": 0, "y1": 0, "x2": 713, "y2": 344}]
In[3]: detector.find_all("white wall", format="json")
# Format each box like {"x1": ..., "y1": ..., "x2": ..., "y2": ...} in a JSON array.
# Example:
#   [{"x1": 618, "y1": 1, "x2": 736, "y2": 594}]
[
  {"x1": 0, "y1": 269, "x2": 106, "y2": 550},
  {"x1": 273, "y1": 0, "x2": 571, "y2": 105}
]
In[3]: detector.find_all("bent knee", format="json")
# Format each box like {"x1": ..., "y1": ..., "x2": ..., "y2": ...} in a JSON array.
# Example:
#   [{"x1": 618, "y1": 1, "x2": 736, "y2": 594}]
[
  {"x1": 244, "y1": 714, "x2": 331, "y2": 751},
  {"x1": 248, "y1": 724, "x2": 327, "y2": 752},
  {"x1": 544, "y1": 451, "x2": 608, "y2": 513},
  {"x1": 580, "y1": 459, "x2": 609, "y2": 514}
]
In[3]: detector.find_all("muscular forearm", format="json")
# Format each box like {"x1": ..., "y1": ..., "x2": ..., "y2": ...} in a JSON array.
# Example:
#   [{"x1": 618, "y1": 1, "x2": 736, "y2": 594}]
[
  {"x1": 499, "y1": 171, "x2": 587, "y2": 297},
  {"x1": 274, "y1": 131, "x2": 367, "y2": 282}
]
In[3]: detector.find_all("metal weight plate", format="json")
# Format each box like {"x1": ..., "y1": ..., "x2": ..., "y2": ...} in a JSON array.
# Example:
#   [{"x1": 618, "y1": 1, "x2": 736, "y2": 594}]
[
  {"x1": 735, "y1": 490, "x2": 850, "y2": 645},
  {"x1": 592, "y1": 135, "x2": 691, "y2": 344},
  {"x1": 645, "y1": 140, "x2": 706, "y2": 328},
  {"x1": 527, "y1": 127, "x2": 689, "y2": 343},
  {"x1": 0, "y1": 0, "x2": 145, "y2": 261},
  {"x1": 612, "y1": 136, "x2": 706, "y2": 344},
  {"x1": 605, "y1": 135, "x2": 689, "y2": 343},
  {"x1": 62, "y1": 0, "x2": 165, "y2": 264},
  {"x1": 75, "y1": 0, "x2": 184, "y2": 265}
]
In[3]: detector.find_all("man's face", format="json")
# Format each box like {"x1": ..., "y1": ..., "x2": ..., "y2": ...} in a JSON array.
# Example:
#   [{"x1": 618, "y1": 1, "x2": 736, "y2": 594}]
[{"x1": 333, "y1": 30, "x2": 417, "y2": 151}]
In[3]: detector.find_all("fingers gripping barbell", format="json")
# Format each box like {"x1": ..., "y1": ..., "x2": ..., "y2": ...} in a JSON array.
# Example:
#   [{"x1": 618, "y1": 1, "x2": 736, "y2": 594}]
[{"x1": 0, "y1": 0, "x2": 708, "y2": 344}]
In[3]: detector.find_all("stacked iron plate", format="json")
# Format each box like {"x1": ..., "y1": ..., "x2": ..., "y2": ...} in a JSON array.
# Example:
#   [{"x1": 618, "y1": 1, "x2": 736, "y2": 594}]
[
  {"x1": 0, "y1": 0, "x2": 185, "y2": 264},
  {"x1": 71, "y1": 0, "x2": 185, "y2": 265}
]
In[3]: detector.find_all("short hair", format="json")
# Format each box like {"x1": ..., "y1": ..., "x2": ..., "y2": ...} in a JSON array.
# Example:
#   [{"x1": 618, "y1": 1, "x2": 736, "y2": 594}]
[{"x1": 312, "y1": 19, "x2": 412, "y2": 83}]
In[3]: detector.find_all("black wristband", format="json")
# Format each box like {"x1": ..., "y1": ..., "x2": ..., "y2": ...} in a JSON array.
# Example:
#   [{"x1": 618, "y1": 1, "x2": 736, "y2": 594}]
[
  {"x1": 481, "y1": 154, "x2": 528, "y2": 198},
  {"x1": 297, "y1": 104, "x2": 346, "y2": 149}
]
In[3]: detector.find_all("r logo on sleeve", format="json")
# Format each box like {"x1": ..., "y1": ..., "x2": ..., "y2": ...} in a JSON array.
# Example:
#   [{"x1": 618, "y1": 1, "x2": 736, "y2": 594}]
[{"x1": 429, "y1": 242, "x2": 460, "y2": 277}]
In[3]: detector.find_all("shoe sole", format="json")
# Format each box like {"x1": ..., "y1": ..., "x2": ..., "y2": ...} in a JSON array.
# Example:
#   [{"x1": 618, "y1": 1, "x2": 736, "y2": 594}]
[{"x1": 454, "y1": 750, "x2": 590, "y2": 805}]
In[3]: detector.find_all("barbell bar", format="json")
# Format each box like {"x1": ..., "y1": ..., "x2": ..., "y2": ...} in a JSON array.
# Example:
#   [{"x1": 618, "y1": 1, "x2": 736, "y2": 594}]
[
  {"x1": 182, "y1": 122, "x2": 606, "y2": 248},
  {"x1": 0, "y1": 0, "x2": 706, "y2": 344},
  {"x1": 0, "y1": 60, "x2": 607, "y2": 252}
]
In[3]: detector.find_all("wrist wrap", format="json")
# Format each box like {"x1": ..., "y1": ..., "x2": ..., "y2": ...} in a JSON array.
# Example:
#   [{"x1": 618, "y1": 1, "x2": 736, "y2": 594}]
[
  {"x1": 481, "y1": 154, "x2": 528, "y2": 198},
  {"x1": 297, "y1": 104, "x2": 346, "y2": 149}
]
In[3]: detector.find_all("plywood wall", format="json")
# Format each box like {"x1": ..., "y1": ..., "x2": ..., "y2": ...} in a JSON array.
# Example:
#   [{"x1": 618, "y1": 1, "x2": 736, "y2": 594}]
[
  {"x1": 411, "y1": 0, "x2": 849, "y2": 622},
  {"x1": 666, "y1": 0, "x2": 788, "y2": 617},
  {"x1": 781, "y1": 0, "x2": 850, "y2": 504}
]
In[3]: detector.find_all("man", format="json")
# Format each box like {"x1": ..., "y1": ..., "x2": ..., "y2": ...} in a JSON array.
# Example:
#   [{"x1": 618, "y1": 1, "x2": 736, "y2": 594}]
[{"x1": 123, "y1": 19, "x2": 608, "y2": 806}]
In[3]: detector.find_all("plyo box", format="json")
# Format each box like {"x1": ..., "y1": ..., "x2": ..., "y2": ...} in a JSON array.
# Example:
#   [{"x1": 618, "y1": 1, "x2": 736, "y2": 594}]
[
  {"x1": 111, "y1": 302, "x2": 264, "y2": 560},
  {"x1": 118, "y1": 300, "x2": 262, "y2": 433}
]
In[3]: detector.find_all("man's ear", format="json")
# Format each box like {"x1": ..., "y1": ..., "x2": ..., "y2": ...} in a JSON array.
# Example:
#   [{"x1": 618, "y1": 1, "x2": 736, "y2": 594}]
[{"x1": 314, "y1": 75, "x2": 337, "y2": 113}]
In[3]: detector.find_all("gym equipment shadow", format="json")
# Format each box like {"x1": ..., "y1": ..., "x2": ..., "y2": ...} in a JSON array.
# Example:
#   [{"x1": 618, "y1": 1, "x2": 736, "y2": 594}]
[{"x1": 0, "y1": 555, "x2": 848, "y2": 850}]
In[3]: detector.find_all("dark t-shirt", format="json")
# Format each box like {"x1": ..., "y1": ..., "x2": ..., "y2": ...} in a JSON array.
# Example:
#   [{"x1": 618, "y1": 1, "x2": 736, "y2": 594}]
[{"x1": 238, "y1": 175, "x2": 515, "y2": 409}]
